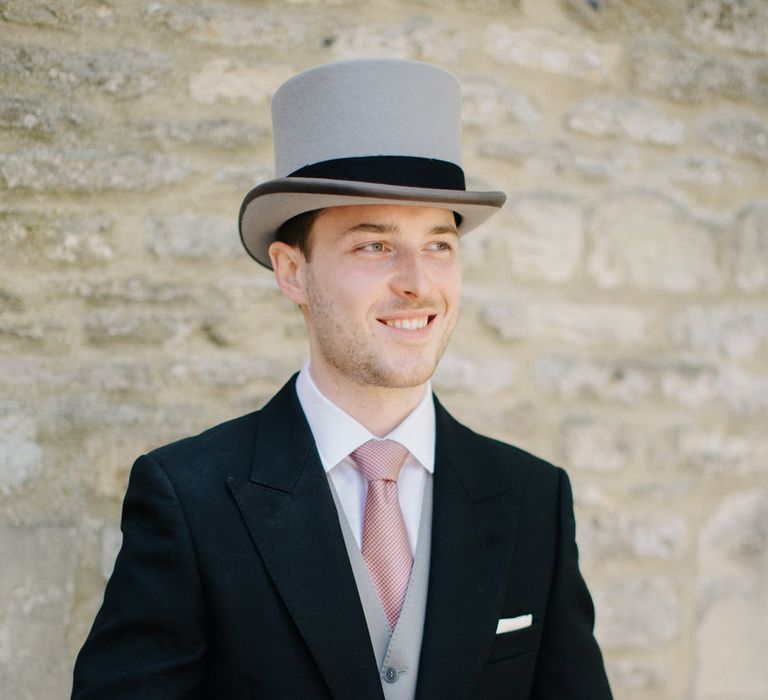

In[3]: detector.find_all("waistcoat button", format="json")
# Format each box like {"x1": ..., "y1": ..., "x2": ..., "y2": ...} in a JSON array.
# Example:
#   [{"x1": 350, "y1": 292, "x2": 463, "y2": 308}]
[{"x1": 384, "y1": 666, "x2": 399, "y2": 683}]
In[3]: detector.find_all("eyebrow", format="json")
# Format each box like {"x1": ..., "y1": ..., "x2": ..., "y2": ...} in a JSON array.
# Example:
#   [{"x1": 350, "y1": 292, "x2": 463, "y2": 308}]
[
  {"x1": 431, "y1": 225, "x2": 460, "y2": 236},
  {"x1": 343, "y1": 222, "x2": 459, "y2": 236},
  {"x1": 344, "y1": 222, "x2": 397, "y2": 235}
]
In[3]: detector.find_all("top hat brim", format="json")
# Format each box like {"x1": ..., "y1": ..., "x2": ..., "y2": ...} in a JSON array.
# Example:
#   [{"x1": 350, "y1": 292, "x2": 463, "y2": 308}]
[{"x1": 239, "y1": 177, "x2": 506, "y2": 269}]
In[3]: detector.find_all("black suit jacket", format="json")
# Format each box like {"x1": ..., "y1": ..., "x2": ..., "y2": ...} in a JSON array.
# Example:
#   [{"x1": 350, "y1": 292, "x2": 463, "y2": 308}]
[{"x1": 72, "y1": 376, "x2": 612, "y2": 699}]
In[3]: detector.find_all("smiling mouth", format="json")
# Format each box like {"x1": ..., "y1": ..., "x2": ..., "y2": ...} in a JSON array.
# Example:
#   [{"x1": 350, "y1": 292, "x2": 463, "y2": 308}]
[{"x1": 379, "y1": 315, "x2": 435, "y2": 330}]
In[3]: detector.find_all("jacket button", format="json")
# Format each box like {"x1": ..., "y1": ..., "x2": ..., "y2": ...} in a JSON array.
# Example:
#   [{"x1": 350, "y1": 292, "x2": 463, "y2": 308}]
[{"x1": 384, "y1": 667, "x2": 399, "y2": 683}]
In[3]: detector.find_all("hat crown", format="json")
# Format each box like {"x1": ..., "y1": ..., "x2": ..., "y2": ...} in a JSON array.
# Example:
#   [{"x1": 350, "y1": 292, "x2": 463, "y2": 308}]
[
  {"x1": 271, "y1": 59, "x2": 463, "y2": 178},
  {"x1": 238, "y1": 59, "x2": 506, "y2": 270}
]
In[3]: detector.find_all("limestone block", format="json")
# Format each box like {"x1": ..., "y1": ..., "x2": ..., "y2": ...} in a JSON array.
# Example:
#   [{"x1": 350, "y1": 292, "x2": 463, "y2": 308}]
[
  {"x1": 133, "y1": 118, "x2": 263, "y2": 149},
  {"x1": 652, "y1": 425, "x2": 766, "y2": 476},
  {"x1": 668, "y1": 154, "x2": 761, "y2": 187},
  {"x1": 657, "y1": 362, "x2": 721, "y2": 408},
  {"x1": 330, "y1": 20, "x2": 413, "y2": 61},
  {"x1": 144, "y1": 2, "x2": 306, "y2": 48},
  {"x1": 735, "y1": 201, "x2": 768, "y2": 293},
  {"x1": 478, "y1": 138, "x2": 631, "y2": 181},
  {"x1": 200, "y1": 310, "x2": 282, "y2": 349},
  {"x1": 72, "y1": 275, "x2": 203, "y2": 306},
  {"x1": 685, "y1": 0, "x2": 768, "y2": 55},
  {"x1": 0, "y1": 411, "x2": 43, "y2": 495},
  {"x1": 565, "y1": 95, "x2": 685, "y2": 146},
  {"x1": 214, "y1": 163, "x2": 273, "y2": 186},
  {"x1": 560, "y1": 416, "x2": 631, "y2": 472},
  {"x1": 168, "y1": 356, "x2": 301, "y2": 388},
  {"x1": 0, "y1": 318, "x2": 68, "y2": 348},
  {"x1": 40, "y1": 395, "x2": 155, "y2": 435},
  {"x1": 484, "y1": 24, "x2": 622, "y2": 83},
  {"x1": 0, "y1": 210, "x2": 114, "y2": 267},
  {"x1": 661, "y1": 364, "x2": 768, "y2": 415},
  {"x1": 0, "y1": 0, "x2": 117, "y2": 27},
  {"x1": 560, "y1": 0, "x2": 679, "y2": 34},
  {"x1": 145, "y1": 213, "x2": 240, "y2": 259},
  {"x1": 696, "y1": 489, "x2": 768, "y2": 699},
  {"x1": 277, "y1": 0, "x2": 358, "y2": 4},
  {"x1": 538, "y1": 354, "x2": 765, "y2": 414},
  {"x1": 493, "y1": 401, "x2": 539, "y2": 440},
  {"x1": 440, "y1": 0, "x2": 520, "y2": 8},
  {"x1": 462, "y1": 79, "x2": 541, "y2": 129},
  {"x1": 0, "y1": 524, "x2": 79, "y2": 699},
  {"x1": 188, "y1": 60, "x2": 292, "y2": 105},
  {"x1": 478, "y1": 193, "x2": 584, "y2": 283},
  {"x1": 72, "y1": 360, "x2": 156, "y2": 393},
  {"x1": 607, "y1": 659, "x2": 665, "y2": 696},
  {"x1": 715, "y1": 367, "x2": 768, "y2": 415},
  {"x1": 100, "y1": 524, "x2": 122, "y2": 580},
  {"x1": 756, "y1": 62, "x2": 768, "y2": 104},
  {"x1": 700, "y1": 115, "x2": 768, "y2": 163},
  {"x1": 83, "y1": 310, "x2": 200, "y2": 346},
  {"x1": 0, "y1": 148, "x2": 189, "y2": 192},
  {"x1": 332, "y1": 16, "x2": 467, "y2": 65},
  {"x1": 75, "y1": 402, "x2": 216, "y2": 455},
  {"x1": 0, "y1": 359, "x2": 53, "y2": 389},
  {"x1": 629, "y1": 38, "x2": 752, "y2": 103},
  {"x1": 479, "y1": 298, "x2": 648, "y2": 347},
  {"x1": 541, "y1": 355, "x2": 765, "y2": 414},
  {"x1": 0, "y1": 289, "x2": 23, "y2": 312},
  {"x1": 432, "y1": 354, "x2": 516, "y2": 394},
  {"x1": 0, "y1": 358, "x2": 156, "y2": 396},
  {"x1": 593, "y1": 575, "x2": 679, "y2": 650},
  {"x1": 0, "y1": 44, "x2": 168, "y2": 97},
  {"x1": 579, "y1": 510, "x2": 687, "y2": 564},
  {"x1": 1, "y1": 0, "x2": 74, "y2": 26},
  {"x1": 0, "y1": 96, "x2": 83, "y2": 136},
  {"x1": 535, "y1": 355, "x2": 654, "y2": 403},
  {"x1": 427, "y1": 15, "x2": 471, "y2": 61},
  {"x1": 587, "y1": 191, "x2": 724, "y2": 293},
  {"x1": 669, "y1": 304, "x2": 768, "y2": 359}
]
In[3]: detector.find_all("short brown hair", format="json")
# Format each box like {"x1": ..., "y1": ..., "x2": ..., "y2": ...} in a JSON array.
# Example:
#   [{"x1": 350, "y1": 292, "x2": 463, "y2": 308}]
[{"x1": 275, "y1": 208, "x2": 322, "y2": 261}]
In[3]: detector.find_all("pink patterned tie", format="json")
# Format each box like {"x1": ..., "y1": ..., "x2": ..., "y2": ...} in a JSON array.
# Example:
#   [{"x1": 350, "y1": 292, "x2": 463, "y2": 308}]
[{"x1": 350, "y1": 439, "x2": 412, "y2": 629}]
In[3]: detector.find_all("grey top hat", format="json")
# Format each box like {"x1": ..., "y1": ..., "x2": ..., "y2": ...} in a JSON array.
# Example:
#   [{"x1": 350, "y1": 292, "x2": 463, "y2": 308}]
[{"x1": 238, "y1": 59, "x2": 506, "y2": 269}]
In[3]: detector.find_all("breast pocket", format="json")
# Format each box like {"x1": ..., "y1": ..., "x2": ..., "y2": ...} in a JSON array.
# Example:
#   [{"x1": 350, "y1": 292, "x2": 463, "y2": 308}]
[
  {"x1": 487, "y1": 621, "x2": 541, "y2": 663},
  {"x1": 472, "y1": 623, "x2": 542, "y2": 700}
]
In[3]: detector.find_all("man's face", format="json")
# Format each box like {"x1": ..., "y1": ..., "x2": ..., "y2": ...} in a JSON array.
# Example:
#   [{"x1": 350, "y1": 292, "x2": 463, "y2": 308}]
[{"x1": 286, "y1": 204, "x2": 462, "y2": 392}]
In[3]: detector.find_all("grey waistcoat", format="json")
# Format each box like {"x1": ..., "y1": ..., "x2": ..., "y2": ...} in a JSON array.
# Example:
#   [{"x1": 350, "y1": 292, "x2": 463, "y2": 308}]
[{"x1": 328, "y1": 474, "x2": 433, "y2": 700}]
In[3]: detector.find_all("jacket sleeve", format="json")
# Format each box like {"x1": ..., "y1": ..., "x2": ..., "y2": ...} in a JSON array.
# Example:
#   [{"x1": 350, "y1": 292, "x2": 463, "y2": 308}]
[
  {"x1": 72, "y1": 454, "x2": 207, "y2": 699},
  {"x1": 529, "y1": 468, "x2": 613, "y2": 700}
]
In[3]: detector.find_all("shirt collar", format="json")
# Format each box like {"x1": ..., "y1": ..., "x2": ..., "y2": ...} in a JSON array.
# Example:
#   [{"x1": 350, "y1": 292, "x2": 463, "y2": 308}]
[{"x1": 295, "y1": 362, "x2": 435, "y2": 474}]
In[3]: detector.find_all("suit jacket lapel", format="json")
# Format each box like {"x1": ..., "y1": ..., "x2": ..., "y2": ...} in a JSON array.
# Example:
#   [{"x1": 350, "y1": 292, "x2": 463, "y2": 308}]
[
  {"x1": 416, "y1": 397, "x2": 526, "y2": 700},
  {"x1": 226, "y1": 378, "x2": 383, "y2": 700}
]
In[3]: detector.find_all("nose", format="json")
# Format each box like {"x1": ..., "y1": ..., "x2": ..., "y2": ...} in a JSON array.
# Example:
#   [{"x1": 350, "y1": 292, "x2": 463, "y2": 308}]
[{"x1": 391, "y1": 250, "x2": 431, "y2": 299}]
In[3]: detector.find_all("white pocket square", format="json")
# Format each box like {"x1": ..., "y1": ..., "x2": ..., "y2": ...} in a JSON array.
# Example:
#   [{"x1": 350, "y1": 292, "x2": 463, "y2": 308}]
[{"x1": 496, "y1": 614, "x2": 533, "y2": 634}]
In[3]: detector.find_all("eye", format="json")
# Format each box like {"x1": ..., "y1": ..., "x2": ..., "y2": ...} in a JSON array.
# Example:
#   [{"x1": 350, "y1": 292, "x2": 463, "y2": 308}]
[
  {"x1": 427, "y1": 240, "x2": 454, "y2": 251},
  {"x1": 358, "y1": 241, "x2": 386, "y2": 252}
]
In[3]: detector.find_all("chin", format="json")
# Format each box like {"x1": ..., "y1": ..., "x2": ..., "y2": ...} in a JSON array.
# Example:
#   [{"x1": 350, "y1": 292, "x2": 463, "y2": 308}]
[{"x1": 364, "y1": 361, "x2": 438, "y2": 390}]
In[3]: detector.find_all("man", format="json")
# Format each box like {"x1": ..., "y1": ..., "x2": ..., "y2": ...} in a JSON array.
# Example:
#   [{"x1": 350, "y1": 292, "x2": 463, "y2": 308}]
[{"x1": 72, "y1": 59, "x2": 613, "y2": 699}]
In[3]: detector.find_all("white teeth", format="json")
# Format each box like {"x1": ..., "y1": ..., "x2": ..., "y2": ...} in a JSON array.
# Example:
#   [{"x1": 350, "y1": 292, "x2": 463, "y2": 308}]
[{"x1": 385, "y1": 317, "x2": 429, "y2": 330}]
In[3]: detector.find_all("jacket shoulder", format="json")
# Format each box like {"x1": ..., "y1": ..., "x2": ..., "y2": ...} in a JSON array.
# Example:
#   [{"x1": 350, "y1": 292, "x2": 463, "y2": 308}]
[
  {"x1": 143, "y1": 375, "x2": 302, "y2": 486},
  {"x1": 146, "y1": 410, "x2": 260, "y2": 484},
  {"x1": 434, "y1": 396, "x2": 563, "y2": 496}
]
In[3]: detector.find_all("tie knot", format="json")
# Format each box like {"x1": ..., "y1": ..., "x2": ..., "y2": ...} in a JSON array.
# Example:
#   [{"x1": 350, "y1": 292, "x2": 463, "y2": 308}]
[{"x1": 350, "y1": 439, "x2": 409, "y2": 482}]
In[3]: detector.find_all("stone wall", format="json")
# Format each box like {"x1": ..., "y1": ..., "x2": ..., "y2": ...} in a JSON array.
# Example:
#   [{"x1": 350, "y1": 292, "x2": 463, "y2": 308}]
[{"x1": 1, "y1": 1, "x2": 767, "y2": 698}]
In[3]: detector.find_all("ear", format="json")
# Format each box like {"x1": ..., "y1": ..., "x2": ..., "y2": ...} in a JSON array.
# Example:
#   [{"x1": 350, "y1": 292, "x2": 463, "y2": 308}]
[{"x1": 269, "y1": 241, "x2": 307, "y2": 306}]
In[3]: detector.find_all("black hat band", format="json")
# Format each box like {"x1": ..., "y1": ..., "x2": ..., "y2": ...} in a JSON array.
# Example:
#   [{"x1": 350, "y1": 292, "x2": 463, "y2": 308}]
[{"x1": 289, "y1": 155, "x2": 466, "y2": 191}]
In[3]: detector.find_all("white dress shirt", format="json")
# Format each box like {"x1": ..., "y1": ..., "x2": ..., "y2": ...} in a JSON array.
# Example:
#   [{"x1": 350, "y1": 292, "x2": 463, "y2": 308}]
[{"x1": 295, "y1": 364, "x2": 435, "y2": 555}]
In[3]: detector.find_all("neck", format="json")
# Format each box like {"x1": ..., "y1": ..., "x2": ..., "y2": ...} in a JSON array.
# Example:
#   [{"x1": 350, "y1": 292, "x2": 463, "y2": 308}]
[{"x1": 308, "y1": 363, "x2": 428, "y2": 437}]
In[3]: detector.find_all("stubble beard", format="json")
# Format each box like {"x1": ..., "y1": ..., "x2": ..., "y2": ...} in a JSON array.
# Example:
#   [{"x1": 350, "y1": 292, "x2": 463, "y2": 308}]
[{"x1": 303, "y1": 270, "x2": 458, "y2": 390}]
